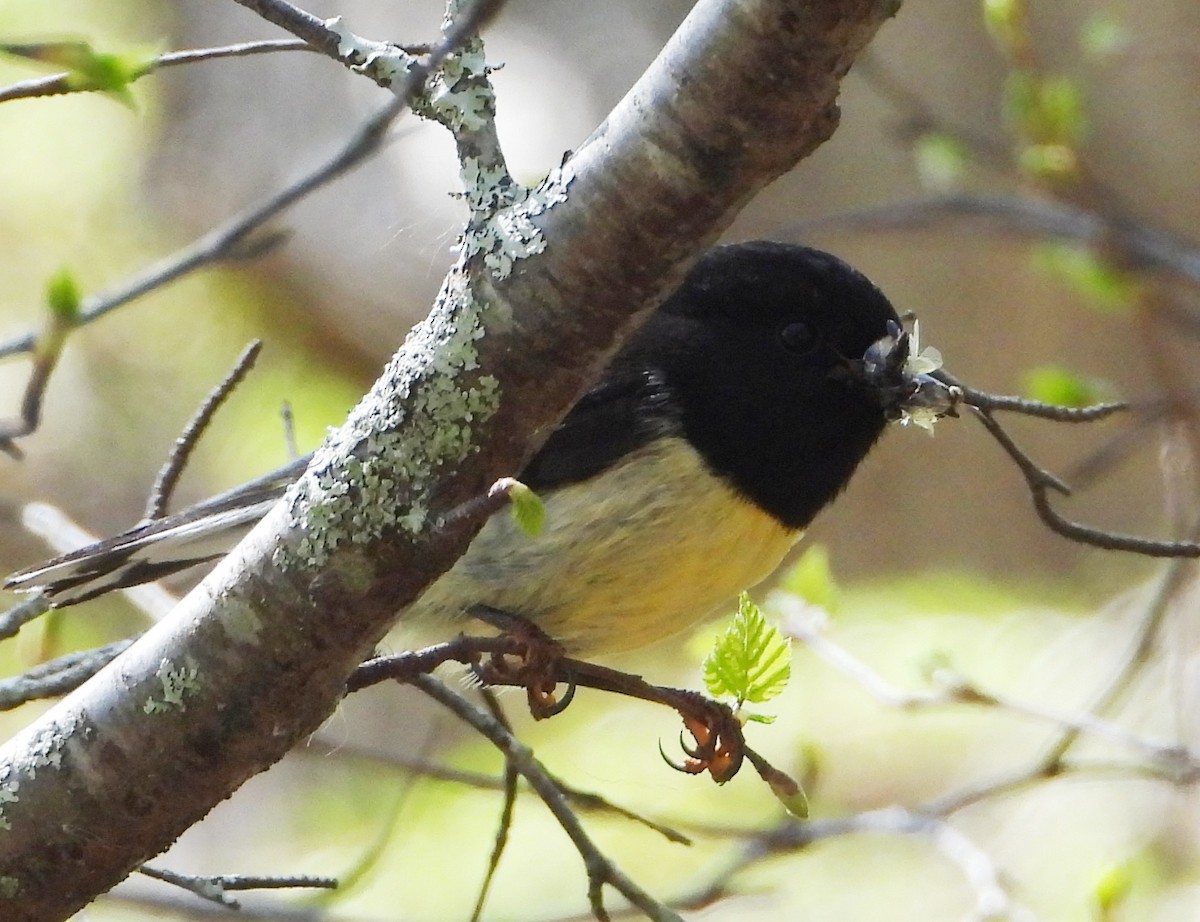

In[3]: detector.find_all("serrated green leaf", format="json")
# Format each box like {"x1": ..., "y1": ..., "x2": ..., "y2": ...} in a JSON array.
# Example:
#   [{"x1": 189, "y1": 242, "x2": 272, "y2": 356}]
[
  {"x1": 1032, "y1": 242, "x2": 1136, "y2": 312},
  {"x1": 503, "y1": 479, "x2": 545, "y2": 537},
  {"x1": 702, "y1": 593, "x2": 791, "y2": 707},
  {"x1": 1021, "y1": 364, "x2": 1113, "y2": 408},
  {"x1": 779, "y1": 544, "x2": 838, "y2": 614}
]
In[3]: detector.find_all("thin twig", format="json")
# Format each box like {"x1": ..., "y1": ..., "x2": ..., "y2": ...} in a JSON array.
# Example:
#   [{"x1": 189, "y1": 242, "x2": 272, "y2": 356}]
[
  {"x1": 303, "y1": 735, "x2": 692, "y2": 845},
  {"x1": 780, "y1": 598, "x2": 1200, "y2": 777},
  {"x1": 471, "y1": 683, "x2": 518, "y2": 921},
  {"x1": 781, "y1": 192, "x2": 1200, "y2": 288},
  {"x1": 968, "y1": 405, "x2": 1200, "y2": 556},
  {"x1": 473, "y1": 753, "x2": 519, "y2": 922},
  {"x1": 228, "y1": 0, "x2": 347, "y2": 59},
  {"x1": 935, "y1": 368, "x2": 1128, "y2": 422},
  {"x1": 1038, "y1": 515, "x2": 1200, "y2": 768},
  {"x1": 0, "y1": 40, "x2": 316, "y2": 104},
  {"x1": 414, "y1": 674, "x2": 685, "y2": 922},
  {"x1": 0, "y1": 91, "x2": 389, "y2": 362},
  {"x1": 137, "y1": 864, "x2": 335, "y2": 910},
  {"x1": 0, "y1": 594, "x2": 50, "y2": 643},
  {"x1": 143, "y1": 341, "x2": 263, "y2": 521},
  {"x1": 0, "y1": 639, "x2": 133, "y2": 710}
]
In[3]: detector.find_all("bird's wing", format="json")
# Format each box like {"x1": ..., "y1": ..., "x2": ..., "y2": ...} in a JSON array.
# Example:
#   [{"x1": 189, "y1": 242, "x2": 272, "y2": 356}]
[
  {"x1": 520, "y1": 369, "x2": 673, "y2": 490},
  {"x1": 5, "y1": 459, "x2": 307, "y2": 605}
]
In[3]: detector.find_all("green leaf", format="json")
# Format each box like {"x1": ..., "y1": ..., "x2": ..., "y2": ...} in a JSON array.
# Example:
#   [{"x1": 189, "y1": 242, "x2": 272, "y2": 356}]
[
  {"x1": 779, "y1": 544, "x2": 838, "y2": 614},
  {"x1": 1032, "y1": 242, "x2": 1136, "y2": 312},
  {"x1": 1021, "y1": 364, "x2": 1113, "y2": 408},
  {"x1": 498, "y1": 478, "x2": 545, "y2": 537},
  {"x1": 702, "y1": 593, "x2": 791, "y2": 706}
]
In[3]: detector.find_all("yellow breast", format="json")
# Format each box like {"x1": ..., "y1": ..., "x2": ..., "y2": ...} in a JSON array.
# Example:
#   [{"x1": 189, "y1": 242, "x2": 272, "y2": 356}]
[{"x1": 408, "y1": 437, "x2": 800, "y2": 657}]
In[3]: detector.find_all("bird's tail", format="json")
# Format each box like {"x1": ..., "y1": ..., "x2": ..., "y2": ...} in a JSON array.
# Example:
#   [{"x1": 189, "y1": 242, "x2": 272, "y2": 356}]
[{"x1": 5, "y1": 456, "x2": 308, "y2": 607}]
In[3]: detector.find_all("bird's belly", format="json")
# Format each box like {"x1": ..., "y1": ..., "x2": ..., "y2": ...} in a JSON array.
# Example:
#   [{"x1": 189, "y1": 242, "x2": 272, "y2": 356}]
[{"x1": 406, "y1": 438, "x2": 801, "y2": 656}]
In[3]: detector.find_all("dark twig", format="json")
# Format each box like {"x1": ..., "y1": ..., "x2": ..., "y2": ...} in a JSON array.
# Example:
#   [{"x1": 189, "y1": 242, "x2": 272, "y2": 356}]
[
  {"x1": 969, "y1": 405, "x2": 1200, "y2": 556},
  {"x1": 351, "y1": 635, "x2": 795, "y2": 792},
  {"x1": 232, "y1": 0, "x2": 506, "y2": 78},
  {"x1": 143, "y1": 341, "x2": 263, "y2": 521},
  {"x1": 0, "y1": 594, "x2": 50, "y2": 643},
  {"x1": 0, "y1": 0, "x2": 506, "y2": 371},
  {"x1": 300, "y1": 738, "x2": 690, "y2": 844},
  {"x1": 137, "y1": 864, "x2": 336, "y2": 910},
  {"x1": 470, "y1": 683, "x2": 518, "y2": 921},
  {"x1": 928, "y1": 366, "x2": 1200, "y2": 557},
  {"x1": 781, "y1": 193, "x2": 1200, "y2": 288},
  {"x1": 413, "y1": 674, "x2": 684, "y2": 922},
  {"x1": 0, "y1": 40, "x2": 315, "y2": 104},
  {"x1": 1038, "y1": 513, "x2": 1200, "y2": 770},
  {"x1": 228, "y1": 0, "x2": 347, "y2": 59},
  {"x1": 0, "y1": 288, "x2": 75, "y2": 458},
  {"x1": 473, "y1": 748, "x2": 520, "y2": 922},
  {"x1": 934, "y1": 369, "x2": 1128, "y2": 422},
  {"x1": 0, "y1": 639, "x2": 133, "y2": 710},
  {"x1": 0, "y1": 90, "x2": 391, "y2": 363}
]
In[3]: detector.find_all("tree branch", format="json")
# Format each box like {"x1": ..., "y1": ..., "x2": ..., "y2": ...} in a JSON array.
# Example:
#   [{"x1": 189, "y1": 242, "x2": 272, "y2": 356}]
[{"x1": 0, "y1": 2, "x2": 900, "y2": 918}]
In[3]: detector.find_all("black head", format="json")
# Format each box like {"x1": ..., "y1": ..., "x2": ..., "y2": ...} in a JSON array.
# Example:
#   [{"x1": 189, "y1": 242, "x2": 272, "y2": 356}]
[{"x1": 620, "y1": 241, "x2": 901, "y2": 529}]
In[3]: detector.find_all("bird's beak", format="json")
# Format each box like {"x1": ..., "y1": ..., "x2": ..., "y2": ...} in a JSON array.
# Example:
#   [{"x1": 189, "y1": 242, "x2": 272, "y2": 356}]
[{"x1": 856, "y1": 321, "x2": 961, "y2": 430}]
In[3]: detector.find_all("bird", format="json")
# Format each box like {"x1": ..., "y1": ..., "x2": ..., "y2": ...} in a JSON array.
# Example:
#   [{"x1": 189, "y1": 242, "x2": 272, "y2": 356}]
[{"x1": 6, "y1": 241, "x2": 950, "y2": 657}]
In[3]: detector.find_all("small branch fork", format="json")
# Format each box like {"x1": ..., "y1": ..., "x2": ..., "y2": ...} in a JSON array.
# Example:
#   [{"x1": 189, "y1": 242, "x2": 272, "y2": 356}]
[
  {"x1": 136, "y1": 864, "x2": 336, "y2": 911},
  {"x1": 931, "y1": 368, "x2": 1200, "y2": 558}
]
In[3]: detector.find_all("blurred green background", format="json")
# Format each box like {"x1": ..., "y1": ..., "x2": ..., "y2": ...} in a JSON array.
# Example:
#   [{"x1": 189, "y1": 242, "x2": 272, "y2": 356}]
[{"x1": 2, "y1": 0, "x2": 1199, "y2": 919}]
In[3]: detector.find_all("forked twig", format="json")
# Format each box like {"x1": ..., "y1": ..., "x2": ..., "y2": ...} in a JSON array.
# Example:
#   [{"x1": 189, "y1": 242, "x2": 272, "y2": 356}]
[
  {"x1": 929, "y1": 366, "x2": 1200, "y2": 558},
  {"x1": 143, "y1": 340, "x2": 263, "y2": 521}
]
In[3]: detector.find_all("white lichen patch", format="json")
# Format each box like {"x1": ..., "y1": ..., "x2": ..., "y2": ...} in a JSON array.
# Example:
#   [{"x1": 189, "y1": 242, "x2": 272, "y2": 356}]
[
  {"x1": 460, "y1": 162, "x2": 576, "y2": 279},
  {"x1": 422, "y1": 38, "x2": 493, "y2": 133},
  {"x1": 143, "y1": 657, "x2": 201, "y2": 715},
  {"x1": 324, "y1": 16, "x2": 417, "y2": 86},
  {"x1": 285, "y1": 267, "x2": 501, "y2": 569},
  {"x1": 24, "y1": 724, "x2": 64, "y2": 778}
]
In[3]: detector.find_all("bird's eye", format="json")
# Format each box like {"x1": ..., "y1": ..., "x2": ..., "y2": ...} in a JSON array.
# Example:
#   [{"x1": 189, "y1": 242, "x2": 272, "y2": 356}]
[{"x1": 779, "y1": 321, "x2": 817, "y2": 353}]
